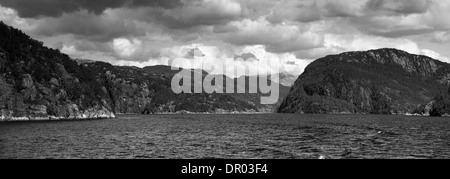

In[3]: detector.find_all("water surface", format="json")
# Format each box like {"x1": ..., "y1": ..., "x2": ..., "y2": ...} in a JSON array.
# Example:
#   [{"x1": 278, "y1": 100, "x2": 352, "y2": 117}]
[{"x1": 1, "y1": 114, "x2": 449, "y2": 159}]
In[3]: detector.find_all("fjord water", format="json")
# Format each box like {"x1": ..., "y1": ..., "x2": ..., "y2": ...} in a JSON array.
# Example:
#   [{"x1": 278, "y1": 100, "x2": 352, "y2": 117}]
[{"x1": 0, "y1": 114, "x2": 449, "y2": 159}]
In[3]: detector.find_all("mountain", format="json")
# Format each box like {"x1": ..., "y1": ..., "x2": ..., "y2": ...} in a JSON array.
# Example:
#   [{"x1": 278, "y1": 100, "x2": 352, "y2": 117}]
[
  {"x1": 278, "y1": 48, "x2": 450, "y2": 114},
  {"x1": 273, "y1": 72, "x2": 299, "y2": 87},
  {"x1": 143, "y1": 66, "x2": 291, "y2": 112},
  {"x1": 233, "y1": 75, "x2": 291, "y2": 112},
  {"x1": 0, "y1": 22, "x2": 287, "y2": 121}
]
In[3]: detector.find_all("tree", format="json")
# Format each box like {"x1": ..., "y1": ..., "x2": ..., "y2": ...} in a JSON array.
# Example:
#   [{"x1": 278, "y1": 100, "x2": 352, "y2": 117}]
[
  {"x1": 370, "y1": 85, "x2": 392, "y2": 114},
  {"x1": 430, "y1": 87, "x2": 450, "y2": 117}
]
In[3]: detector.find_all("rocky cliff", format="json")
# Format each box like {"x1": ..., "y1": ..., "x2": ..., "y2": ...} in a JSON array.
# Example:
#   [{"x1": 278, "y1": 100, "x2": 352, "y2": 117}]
[
  {"x1": 0, "y1": 22, "x2": 117, "y2": 121},
  {"x1": 278, "y1": 48, "x2": 450, "y2": 114},
  {"x1": 0, "y1": 72, "x2": 115, "y2": 121}
]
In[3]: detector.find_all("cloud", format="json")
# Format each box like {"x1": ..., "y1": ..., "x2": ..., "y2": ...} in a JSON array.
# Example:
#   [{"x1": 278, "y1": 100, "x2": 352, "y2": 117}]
[
  {"x1": 213, "y1": 23, "x2": 240, "y2": 33},
  {"x1": 59, "y1": 43, "x2": 116, "y2": 63},
  {"x1": 160, "y1": 0, "x2": 242, "y2": 29},
  {"x1": 421, "y1": 49, "x2": 450, "y2": 63},
  {"x1": 112, "y1": 38, "x2": 142, "y2": 58},
  {"x1": 221, "y1": 18, "x2": 323, "y2": 53},
  {"x1": 266, "y1": 0, "x2": 322, "y2": 24},
  {"x1": 320, "y1": 0, "x2": 367, "y2": 17},
  {"x1": 294, "y1": 33, "x2": 450, "y2": 64},
  {"x1": 0, "y1": 0, "x2": 182, "y2": 18},
  {"x1": 265, "y1": 0, "x2": 369, "y2": 24},
  {"x1": 345, "y1": 1, "x2": 450, "y2": 38},
  {"x1": 423, "y1": 1, "x2": 450, "y2": 30},
  {"x1": 110, "y1": 37, "x2": 162, "y2": 62},
  {"x1": 30, "y1": 10, "x2": 145, "y2": 42},
  {"x1": 431, "y1": 31, "x2": 450, "y2": 43},
  {"x1": 365, "y1": 0, "x2": 431, "y2": 15},
  {"x1": 114, "y1": 58, "x2": 169, "y2": 67},
  {"x1": 0, "y1": 5, "x2": 32, "y2": 31},
  {"x1": 352, "y1": 15, "x2": 434, "y2": 38}
]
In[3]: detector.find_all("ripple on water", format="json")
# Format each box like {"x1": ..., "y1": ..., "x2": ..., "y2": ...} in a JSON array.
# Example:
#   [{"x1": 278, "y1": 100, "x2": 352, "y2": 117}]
[{"x1": 0, "y1": 114, "x2": 449, "y2": 159}]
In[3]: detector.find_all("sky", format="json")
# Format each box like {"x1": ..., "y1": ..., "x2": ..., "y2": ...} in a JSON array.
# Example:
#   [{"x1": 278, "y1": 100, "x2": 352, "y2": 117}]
[{"x1": 1, "y1": 0, "x2": 450, "y2": 77}]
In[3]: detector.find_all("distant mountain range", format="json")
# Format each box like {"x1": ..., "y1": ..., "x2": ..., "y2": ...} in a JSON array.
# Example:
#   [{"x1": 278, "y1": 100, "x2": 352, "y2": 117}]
[
  {"x1": 278, "y1": 48, "x2": 450, "y2": 115},
  {"x1": 0, "y1": 22, "x2": 290, "y2": 121}
]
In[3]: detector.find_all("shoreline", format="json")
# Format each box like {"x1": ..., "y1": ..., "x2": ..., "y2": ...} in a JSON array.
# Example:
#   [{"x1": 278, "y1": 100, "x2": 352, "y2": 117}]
[
  {"x1": 0, "y1": 116, "x2": 116, "y2": 123},
  {"x1": 2, "y1": 112, "x2": 447, "y2": 123},
  {"x1": 0, "y1": 117, "x2": 112, "y2": 124}
]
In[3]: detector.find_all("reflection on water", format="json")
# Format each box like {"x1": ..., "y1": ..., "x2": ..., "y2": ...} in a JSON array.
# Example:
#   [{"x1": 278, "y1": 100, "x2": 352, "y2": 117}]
[{"x1": 0, "y1": 114, "x2": 449, "y2": 159}]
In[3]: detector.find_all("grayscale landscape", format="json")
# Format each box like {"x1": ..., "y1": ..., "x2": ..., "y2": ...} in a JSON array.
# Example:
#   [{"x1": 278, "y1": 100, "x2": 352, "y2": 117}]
[{"x1": 1, "y1": 0, "x2": 450, "y2": 159}]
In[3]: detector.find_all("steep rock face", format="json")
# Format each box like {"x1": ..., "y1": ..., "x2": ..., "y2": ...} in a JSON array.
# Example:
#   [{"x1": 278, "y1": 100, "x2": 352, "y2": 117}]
[
  {"x1": 102, "y1": 71, "x2": 153, "y2": 114},
  {"x1": 0, "y1": 22, "x2": 117, "y2": 121},
  {"x1": 278, "y1": 48, "x2": 450, "y2": 114},
  {"x1": 0, "y1": 74, "x2": 116, "y2": 121}
]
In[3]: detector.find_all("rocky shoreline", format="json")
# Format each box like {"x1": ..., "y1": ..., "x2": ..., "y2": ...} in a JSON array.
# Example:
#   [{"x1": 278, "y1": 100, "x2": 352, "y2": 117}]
[{"x1": 0, "y1": 104, "x2": 116, "y2": 122}]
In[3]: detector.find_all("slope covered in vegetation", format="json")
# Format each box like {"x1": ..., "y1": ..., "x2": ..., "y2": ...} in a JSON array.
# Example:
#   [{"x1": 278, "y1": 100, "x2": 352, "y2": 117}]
[{"x1": 278, "y1": 48, "x2": 450, "y2": 115}]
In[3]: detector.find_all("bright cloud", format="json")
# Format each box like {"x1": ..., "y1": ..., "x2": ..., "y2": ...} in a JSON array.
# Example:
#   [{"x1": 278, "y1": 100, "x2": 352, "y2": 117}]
[{"x1": 112, "y1": 38, "x2": 142, "y2": 58}]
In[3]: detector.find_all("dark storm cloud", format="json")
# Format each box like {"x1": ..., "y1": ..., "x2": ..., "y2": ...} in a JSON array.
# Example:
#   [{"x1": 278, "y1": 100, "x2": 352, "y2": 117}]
[
  {"x1": 32, "y1": 11, "x2": 145, "y2": 42},
  {"x1": 0, "y1": 0, "x2": 182, "y2": 18},
  {"x1": 128, "y1": 0, "x2": 183, "y2": 9},
  {"x1": 365, "y1": 0, "x2": 432, "y2": 15},
  {"x1": 155, "y1": 0, "x2": 242, "y2": 29},
  {"x1": 266, "y1": 3, "x2": 322, "y2": 24},
  {"x1": 323, "y1": 2, "x2": 359, "y2": 18},
  {"x1": 213, "y1": 24, "x2": 240, "y2": 33}
]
